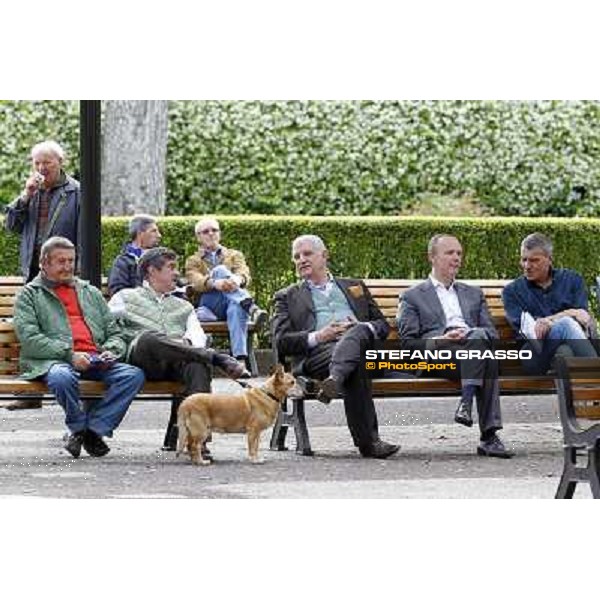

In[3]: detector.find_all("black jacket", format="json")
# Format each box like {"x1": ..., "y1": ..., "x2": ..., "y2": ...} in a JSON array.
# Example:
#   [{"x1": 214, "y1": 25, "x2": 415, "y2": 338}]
[
  {"x1": 272, "y1": 277, "x2": 390, "y2": 375},
  {"x1": 107, "y1": 246, "x2": 142, "y2": 297}
]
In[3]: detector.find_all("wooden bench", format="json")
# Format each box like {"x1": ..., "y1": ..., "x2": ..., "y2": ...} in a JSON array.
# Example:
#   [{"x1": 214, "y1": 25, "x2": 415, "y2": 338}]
[
  {"x1": 270, "y1": 279, "x2": 558, "y2": 455},
  {"x1": 0, "y1": 275, "x2": 265, "y2": 377},
  {"x1": 554, "y1": 356, "x2": 600, "y2": 498},
  {"x1": 0, "y1": 320, "x2": 185, "y2": 403}
]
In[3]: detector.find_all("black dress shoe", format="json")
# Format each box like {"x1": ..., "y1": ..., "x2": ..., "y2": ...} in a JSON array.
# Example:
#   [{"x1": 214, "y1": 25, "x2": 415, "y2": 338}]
[
  {"x1": 64, "y1": 431, "x2": 85, "y2": 458},
  {"x1": 454, "y1": 401, "x2": 473, "y2": 427},
  {"x1": 477, "y1": 434, "x2": 514, "y2": 459},
  {"x1": 359, "y1": 439, "x2": 401, "y2": 459},
  {"x1": 294, "y1": 376, "x2": 319, "y2": 397},
  {"x1": 212, "y1": 353, "x2": 251, "y2": 379},
  {"x1": 317, "y1": 376, "x2": 339, "y2": 404},
  {"x1": 83, "y1": 430, "x2": 110, "y2": 457}
]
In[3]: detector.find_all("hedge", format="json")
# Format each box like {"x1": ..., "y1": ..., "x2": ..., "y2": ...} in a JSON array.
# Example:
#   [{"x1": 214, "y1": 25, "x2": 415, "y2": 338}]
[
  {"x1": 166, "y1": 101, "x2": 600, "y2": 217},
  {"x1": 2, "y1": 216, "x2": 600, "y2": 317},
  {"x1": 3, "y1": 101, "x2": 600, "y2": 217}
]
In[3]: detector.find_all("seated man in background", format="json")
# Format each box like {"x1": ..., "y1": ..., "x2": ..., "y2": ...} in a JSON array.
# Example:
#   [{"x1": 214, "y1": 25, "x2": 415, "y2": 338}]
[
  {"x1": 272, "y1": 234, "x2": 399, "y2": 459},
  {"x1": 397, "y1": 234, "x2": 512, "y2": 458},
  {"x1": 109, "y1": 246, "x2": 249, "y2": 453},
  {"x1": 13, "y1": 236, "x2": 145, "y2": 458},
  {"x1": 107, "y1": 214, "x2": 162, "y2": 296},
  {"x1": 502, "y1": 232, "x2": 598, "y2": 374},
  {"x1": 185, "y1": 217, "x2": 266, "y2": 368}
]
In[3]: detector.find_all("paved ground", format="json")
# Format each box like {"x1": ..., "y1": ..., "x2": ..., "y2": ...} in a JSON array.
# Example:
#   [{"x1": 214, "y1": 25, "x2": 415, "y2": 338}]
[{"x1": 0, "y1": 379, "x2": 592, "y2": 498}]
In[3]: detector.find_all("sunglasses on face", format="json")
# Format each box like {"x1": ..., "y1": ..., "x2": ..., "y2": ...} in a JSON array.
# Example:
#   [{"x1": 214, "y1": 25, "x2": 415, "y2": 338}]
[{"x1": 199, "y1": 228, "x2": 220, "y2": 234}]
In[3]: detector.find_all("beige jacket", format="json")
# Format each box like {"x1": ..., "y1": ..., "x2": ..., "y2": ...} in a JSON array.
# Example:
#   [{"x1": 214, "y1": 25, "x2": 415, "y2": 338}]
[{"x1": 185, "y1": 245, "x2": 251, "y2": 303}]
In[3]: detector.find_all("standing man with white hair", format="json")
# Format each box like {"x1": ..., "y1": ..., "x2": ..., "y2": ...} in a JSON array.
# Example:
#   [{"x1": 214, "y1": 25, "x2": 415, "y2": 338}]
[
  {"x1": 5, "y1": 140, "x2": 80, "y2": 283},
  {"x1": 4, "y1": 140, "x2": 81, "y2": 410}
]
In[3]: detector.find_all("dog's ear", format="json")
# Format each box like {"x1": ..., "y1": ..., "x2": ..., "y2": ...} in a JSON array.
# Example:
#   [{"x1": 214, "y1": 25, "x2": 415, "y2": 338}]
[
  {"x1": 269, "y1": 363, "x2": 284, "y2": 375},
  {"x1": 271, "y1": 363, "x2": 284, "y2": 378}
]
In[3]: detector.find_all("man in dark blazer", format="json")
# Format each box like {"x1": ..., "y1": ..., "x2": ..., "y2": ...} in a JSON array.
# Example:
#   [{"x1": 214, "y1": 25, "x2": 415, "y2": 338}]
[
  {"x1": 272, "y1": 234, "x2": 399, "y2": 459},
  {"x1": 397, "y1": 234, "x2": 512, "y2": 458}
]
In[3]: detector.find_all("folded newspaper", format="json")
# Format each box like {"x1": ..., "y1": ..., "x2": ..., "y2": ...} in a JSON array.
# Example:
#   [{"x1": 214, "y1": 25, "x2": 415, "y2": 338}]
[{"x1": 519, "y1": 311, "x2": 543, "y2": 352}]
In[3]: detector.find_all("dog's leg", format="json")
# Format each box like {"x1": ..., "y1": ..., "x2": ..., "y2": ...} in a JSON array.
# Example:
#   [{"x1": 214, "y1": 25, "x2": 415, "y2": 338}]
[
  {"x1": 247, "y1": 428, "x2": 264, "y2": 464},
  {"x1": 188, "y1": 435, "x2": 201, "y2": 465},
  {"x1": 189, "y1": 427, "x2": 212, "y2": 466},
  {"x1": 176, "y1": 411, "x2": 188, "y2": 457}
]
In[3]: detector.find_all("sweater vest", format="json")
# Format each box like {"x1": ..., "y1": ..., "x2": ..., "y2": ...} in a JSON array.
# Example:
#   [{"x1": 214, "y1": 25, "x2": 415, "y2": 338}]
[
  {"x1": 311, "y1": 283, "x2": 355, "y2": 330},
  {"x1": 120, "y1": 287, "x2": 193, "y2": 342}
]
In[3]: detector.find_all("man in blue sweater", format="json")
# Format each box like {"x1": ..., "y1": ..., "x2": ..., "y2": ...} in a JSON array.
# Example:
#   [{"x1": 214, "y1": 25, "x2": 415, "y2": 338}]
[{"x1": 502, "y1": 232, "x2": 598, "y2": 375}]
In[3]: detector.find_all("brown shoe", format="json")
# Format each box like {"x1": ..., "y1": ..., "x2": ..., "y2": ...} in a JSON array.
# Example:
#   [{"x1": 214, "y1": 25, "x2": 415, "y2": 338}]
[{"x1": 5, "y1": 399, "x2": 42, "y2": 411}]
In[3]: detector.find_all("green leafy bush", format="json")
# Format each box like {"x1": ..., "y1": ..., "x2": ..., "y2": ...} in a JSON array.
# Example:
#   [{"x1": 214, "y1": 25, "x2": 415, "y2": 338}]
[
  {"x1": 3, "y1": 100, "x2": 600, "y2": 217},
  {"x1": 166, "y1": 100, "x2": 600, "y2": 217},
  {"x1": 0, "y1": 101, "x2": 80, "y2": 203}
]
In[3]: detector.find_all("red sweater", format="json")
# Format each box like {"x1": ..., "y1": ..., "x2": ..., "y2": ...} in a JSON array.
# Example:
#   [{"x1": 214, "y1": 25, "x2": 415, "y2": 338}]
[{"x1": 53, "y1": 285, "x2": 98, "y2": 353}]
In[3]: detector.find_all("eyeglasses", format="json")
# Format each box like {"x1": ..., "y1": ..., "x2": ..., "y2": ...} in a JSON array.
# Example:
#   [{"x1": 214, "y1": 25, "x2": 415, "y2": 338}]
[{"x1": 199, "y1": 228, "x2": 220, "y2": 234}]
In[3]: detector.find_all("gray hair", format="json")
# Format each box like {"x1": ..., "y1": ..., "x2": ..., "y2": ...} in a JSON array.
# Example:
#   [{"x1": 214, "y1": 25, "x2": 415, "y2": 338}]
[
  {"x1": 31, "y1": 140, "x2": 65, "y2": 162},
  {"x1": 40, "y1": 236, "x2": 75, "y2": 262},
  {"x1": 195, "y1": 217, "x2": 220, "y2": 235},
  {"x1": 138, "y1": 247, "x2": 177, "y2": 279},
  {"x1": 427, "y1": 233, "x2": 458, "y2": 256},
  {"x1": 521, "y1": 232, "x2": 553, "y2": 257},
  {"x1": 292, "y1": 234, "x2": 326, "y2": 255},
  {"x1": 129, "y1": 214, "x2": 157, "y2": 241}
]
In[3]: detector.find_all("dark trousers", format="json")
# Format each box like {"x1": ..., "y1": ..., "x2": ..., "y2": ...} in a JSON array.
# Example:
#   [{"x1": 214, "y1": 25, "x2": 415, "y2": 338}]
[
  {"x1": 303, "y1": 324, "x2": 379, "y2": 448},
  {"x1": 129, "y1": 332, "x2": 212, "y2": 445},
  {"x1": 430, "y1": 329, "x2": 503, "y2": 437}
]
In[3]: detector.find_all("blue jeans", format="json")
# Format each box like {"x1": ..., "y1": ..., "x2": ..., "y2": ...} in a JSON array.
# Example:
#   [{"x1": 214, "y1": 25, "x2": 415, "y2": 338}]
[
  {"x1": 196, "y1": 265, "x2": 251, "y2": 357},
  {"x1": 524, "y1": 316, "x2": 598, "y2": 375},
  {"x1": 45, "y1": 362, "x2": 145, "y2": 436}
]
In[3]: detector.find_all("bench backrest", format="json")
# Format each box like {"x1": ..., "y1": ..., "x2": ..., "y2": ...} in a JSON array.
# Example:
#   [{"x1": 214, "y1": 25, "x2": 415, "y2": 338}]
[
  {"x1": 0, "y1": 276, "x2": 521, "y2": 377},
  {"x1": 0, "y1": 277, "x2": 110, "y2": 376},
  {"x1": 363, "y1": 278, "x2": 514, "y2": 341}
]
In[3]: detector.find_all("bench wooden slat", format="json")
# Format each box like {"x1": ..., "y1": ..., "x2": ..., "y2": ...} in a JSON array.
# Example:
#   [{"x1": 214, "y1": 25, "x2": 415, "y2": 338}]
[
  {"x1": 0, "y1": 376, "x2": 184, "y2": 396},
  {"x1": 573, "y1": 405, "x2": 600, "y2": 419}
]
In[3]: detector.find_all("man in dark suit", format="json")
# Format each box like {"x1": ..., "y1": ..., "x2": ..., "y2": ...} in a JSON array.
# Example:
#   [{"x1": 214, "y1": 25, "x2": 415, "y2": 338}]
[
  {"x1": 397, "y1": 234, "x2": 513, "y2": 458},
  {"x1": 272, "y1": 234, "x2": 399, "y2": 459}
]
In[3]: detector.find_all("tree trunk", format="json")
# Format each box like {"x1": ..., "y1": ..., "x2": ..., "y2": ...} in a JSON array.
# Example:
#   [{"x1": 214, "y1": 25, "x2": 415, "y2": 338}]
[{"x1": 101, "y1": 100, "x2": 168, "y2": 215}]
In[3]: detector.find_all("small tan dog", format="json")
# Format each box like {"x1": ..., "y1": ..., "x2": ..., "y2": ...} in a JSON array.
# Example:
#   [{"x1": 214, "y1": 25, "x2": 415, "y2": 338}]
[{"x1": 177, "y1": 364, "x2": 302, "y2": 465}]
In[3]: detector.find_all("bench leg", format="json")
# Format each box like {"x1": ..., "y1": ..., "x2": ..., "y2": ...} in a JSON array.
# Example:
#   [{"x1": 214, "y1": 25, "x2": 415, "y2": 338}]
[
  {"x1": 555, "y1": 446, "x2": 578, "y2": 499},
  {"x1": 162, "y1": 396, "x2": 183, "y2": 451},
  {"x1": 588, "y1": 444, "x2": 600, "y2": 499},
  {"x1": 292, "y1": 398, "x2": 313, "y2": 456},
  {"x1": 268, "y1": 397, "x2": 314, "y2": 456},
  {"x1": 246, "y1": 334, "x2": 259, "y2": 377},
  {"x1": 269, "y1": 407, "x2": 289, "y2": 451}
]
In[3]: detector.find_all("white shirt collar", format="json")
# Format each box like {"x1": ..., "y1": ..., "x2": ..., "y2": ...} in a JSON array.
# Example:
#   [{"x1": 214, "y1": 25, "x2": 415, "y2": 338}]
[{"x1": 429, "y1": 273, "x2": 455, "y2": 291}]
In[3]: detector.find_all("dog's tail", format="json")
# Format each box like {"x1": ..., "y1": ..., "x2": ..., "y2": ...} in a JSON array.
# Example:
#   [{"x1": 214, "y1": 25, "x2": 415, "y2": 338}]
[{"x1": 176, "y1": 403, "x2": 189, "y2": 457}]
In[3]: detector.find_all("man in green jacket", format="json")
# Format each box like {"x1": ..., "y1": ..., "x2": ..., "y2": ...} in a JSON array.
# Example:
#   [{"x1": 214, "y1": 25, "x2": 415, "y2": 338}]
[{"x1": 13, "y1": 236, "x2": 145, "y2": 458}]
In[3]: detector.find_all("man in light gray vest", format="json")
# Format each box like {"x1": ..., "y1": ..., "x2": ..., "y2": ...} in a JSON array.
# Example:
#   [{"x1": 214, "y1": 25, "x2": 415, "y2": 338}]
[{"x1": 108, "y1": 247, "x2": 249, "y2": 453}]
